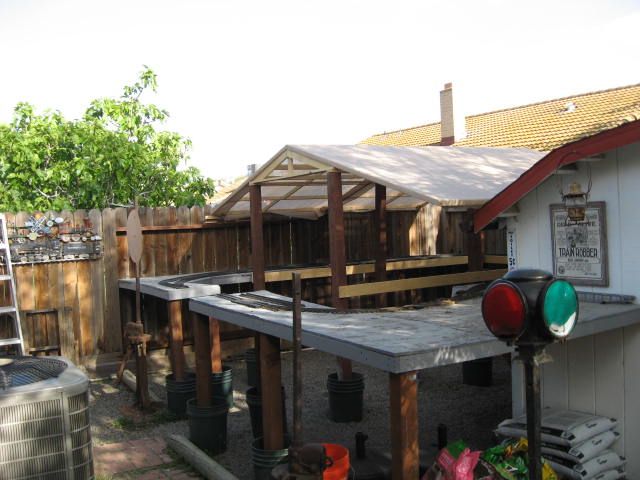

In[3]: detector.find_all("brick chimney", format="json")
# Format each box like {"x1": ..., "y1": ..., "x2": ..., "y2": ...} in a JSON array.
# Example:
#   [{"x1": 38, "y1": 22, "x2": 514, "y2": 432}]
[{"x1": 440, "y1": 82, "x2": 455, "y2": 146}]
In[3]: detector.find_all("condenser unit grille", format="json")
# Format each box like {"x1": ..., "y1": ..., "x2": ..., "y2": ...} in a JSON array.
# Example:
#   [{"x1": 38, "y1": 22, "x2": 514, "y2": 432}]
[
  {"x1": 68, "y1": 392, "x2": 93, "y2": 478},
  {"x1": 0, "y1": 360, "x2": 93, "y2": 480}
]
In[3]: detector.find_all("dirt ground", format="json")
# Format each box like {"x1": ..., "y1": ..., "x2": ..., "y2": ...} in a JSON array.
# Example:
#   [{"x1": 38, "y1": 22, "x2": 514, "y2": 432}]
[{"x1": 90, "y1": 349, "x2": 512, "y2": 478}]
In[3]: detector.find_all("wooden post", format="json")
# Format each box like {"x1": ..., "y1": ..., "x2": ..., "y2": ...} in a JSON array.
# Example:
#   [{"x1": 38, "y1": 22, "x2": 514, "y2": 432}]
[
  {"x1": 209, "y1": 317, "x2": 222, "y2": 373},
  {"x1": 327, "y1": 171, "x2": 347, "y2": 311},
  {"x1": 259, "y1": 333, "x2": 284, "y2": 450},
  {"x1": 389, "y1": 371, "x2": 419, "y2": 480},
  {"x1": 374, "y1": 184, "x2": 387, "y2": 308},
  {"x1": 250, "y1": 184, "x2": 266, "y2": 291},
  {"x1": 327, "y1": 171, "x2": 352, "y2": 380},
  {"x1": 465, "y1": 208, "x2": 484, "y2": 272},
  {"x1": 194, "y1": 313, "x2": 212, "y2": 407},
  {"x1": 167, "y1": 300, "x2": 186, "y2": 382}
]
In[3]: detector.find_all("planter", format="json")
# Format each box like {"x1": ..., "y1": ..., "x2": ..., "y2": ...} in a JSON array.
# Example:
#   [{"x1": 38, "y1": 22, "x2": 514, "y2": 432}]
[
  {"x1": 211, "y1": 365, "x2": 234, "y2": 408},
  {"x1": 251, "y1": 436, "x2": 289, "y2": 480},
  {"x1": 246, "y1": 386, "x2": 287, "y2": 439},
  {"x1": 462, "y1": 358, "x2": 493, "y2": 387},
  {"x1": 187, "y1": 397, "x2": 229, "y2": 455},
  {"x1": 165, "y1": 372, "x2": 196, "y2": 417},
  {"x1": 245, "y1": 348, "x2": 258, "y2": 387},
  {"x1": 327, "y1": 372, "x2": 364, "y2": 423}
]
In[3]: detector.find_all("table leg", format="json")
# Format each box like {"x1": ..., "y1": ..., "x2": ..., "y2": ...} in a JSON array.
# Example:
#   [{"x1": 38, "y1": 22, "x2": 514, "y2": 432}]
[
  {"x1": 167, "y1": 300, "x2": 186, "y2": 381},
  {"x1": 194, "y1": 313, "x2": 212, "y2": 407},
  {"x1": 259, "y1": 333, "x2": 284, "y2": 450},
  {"x1": 209, "y1": 317, "x2": 222, "y2": 372},
  {"x1": 390, "y1": 371, "x2": 419, "y2": 480}
]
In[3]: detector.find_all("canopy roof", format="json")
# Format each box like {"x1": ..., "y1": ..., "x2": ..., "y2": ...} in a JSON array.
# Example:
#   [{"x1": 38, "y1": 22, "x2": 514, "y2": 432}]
[{"x1": 209, "y1": 145, "x2": 545, "y2": 221}]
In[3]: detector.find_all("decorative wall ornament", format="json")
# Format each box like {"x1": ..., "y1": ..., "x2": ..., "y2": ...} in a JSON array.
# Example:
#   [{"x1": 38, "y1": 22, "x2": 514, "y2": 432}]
[{"x1": 8, "y1": 213, "x2": 102, "y2": 264}]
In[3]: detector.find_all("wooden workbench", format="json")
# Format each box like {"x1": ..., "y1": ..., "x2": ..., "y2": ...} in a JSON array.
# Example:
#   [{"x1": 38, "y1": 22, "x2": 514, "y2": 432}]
[{"x1": 189, "y1": 290, "x2": 640, "y2": 479}]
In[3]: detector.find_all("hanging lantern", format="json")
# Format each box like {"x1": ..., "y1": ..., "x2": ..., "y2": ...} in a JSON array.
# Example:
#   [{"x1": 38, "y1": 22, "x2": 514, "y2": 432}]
[{"x1": 563, "y1": 181, "x2": 588, "y2": 222}]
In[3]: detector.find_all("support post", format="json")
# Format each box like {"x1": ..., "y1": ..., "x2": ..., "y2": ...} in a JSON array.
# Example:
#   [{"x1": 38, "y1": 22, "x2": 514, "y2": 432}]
[
  {"x1": 389, "y1": 371, "x2": 419, "y2": 480},
  {"x1": 522, "y1": 345, "x2": 543, "y2": 480},
  {"x1": 167, "y1": 300, "x2": 186, "y2": 382},
  {"x1": 374, "y1": 184, "x2": 387, "y2": 308},
  {"x1": 250, "y1": 184, "x2": 266, "y2": 290},
  {"x1": 464, "y1": 208, "x2": 484, "y2": 271},
  {"x1": 327, "y1": 170, "x2": 352, "y2": 380},
  {"x1": 327, "y1": 171, "x2": 347, "y2": 311},
  {"x1": 194, "y1": 313, "x2": 212, "y2": 407},
  {"x1": 209, "y1": 317, "x2": 222, "y2": 373},
  {"x1": 259, "y1": 333, "x2": 284, "y2": 450}
]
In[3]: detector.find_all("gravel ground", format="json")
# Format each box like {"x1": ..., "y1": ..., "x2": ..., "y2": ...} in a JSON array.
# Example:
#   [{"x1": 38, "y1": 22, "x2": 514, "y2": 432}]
[{"x1": 90, "y1": 349, "x2": 511, "y2": 479}]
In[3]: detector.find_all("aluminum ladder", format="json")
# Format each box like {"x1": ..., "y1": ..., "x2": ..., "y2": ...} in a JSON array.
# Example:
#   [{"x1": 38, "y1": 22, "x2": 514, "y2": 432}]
[{"x1": 0, "y1": 213, "x2": 24, "y2": 355}]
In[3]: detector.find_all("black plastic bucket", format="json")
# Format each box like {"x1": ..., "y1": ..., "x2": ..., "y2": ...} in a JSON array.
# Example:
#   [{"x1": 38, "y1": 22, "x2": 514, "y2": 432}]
[
  {"x1": 251, "y1": 436, "x2": 290, "y2": 480},
  {"x1": 187, "y1": 397, "x2": 229, "y2": 455},
  {"x1": 245, "y1": 348, "x2": 258, "y2": 387},
  {"x1": 246, "y1": 386, "x2": 287, "y2": 439},
  {"x1": 327, "y1": 372, "x2": 365, "y2": 423},
  {"x1": 211, "y1": 365, "x2": 234, "y2": 408},
  {"x1": 462, "y1": 358, "x2": 493, "y2": 387},
  {"x1": 166, "y1": 372, "x2": 196, "y2": 417}
]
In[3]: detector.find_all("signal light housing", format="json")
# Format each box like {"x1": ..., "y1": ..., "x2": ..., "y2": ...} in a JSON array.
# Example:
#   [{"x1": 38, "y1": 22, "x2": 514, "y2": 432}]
[
  {"x1": 482, "y1": 269, "x2": 578, "y2": 345},
  {"x1": 481, "y1": 281, "x2": 527, "y2": 340}
]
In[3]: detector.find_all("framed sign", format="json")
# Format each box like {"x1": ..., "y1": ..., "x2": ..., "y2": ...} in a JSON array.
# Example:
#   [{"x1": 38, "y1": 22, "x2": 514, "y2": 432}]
[{"x1": 550, "y1": 201, "x2": 608, "y2": 286}]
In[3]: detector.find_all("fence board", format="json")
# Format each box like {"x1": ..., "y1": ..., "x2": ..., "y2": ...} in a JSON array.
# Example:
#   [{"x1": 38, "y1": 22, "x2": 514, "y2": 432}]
[
  {"x1": 101, "y1": 208, "x2": 121, "y2": 353},
  {"x1": 89, "y1": 209, "x2": 105, "y2": 352},
  {"x1": 115, "y1": 208, "x2": 130, "y2": 279},
  {"x1": 139, "y1": 207, "x2": 155, "y2": 277},
  {"x1": 177, "y1": 206, "x2": 192, "y2": 274},
  {"x1": 190, "y1": 206, "x2": 205, "y2": 272},
  {"x1": 153, "y1": 207, "x2": 169, "y2": 275},
  {"x1": 165, "y1": 207, "x2": 179, "y2": 274}
]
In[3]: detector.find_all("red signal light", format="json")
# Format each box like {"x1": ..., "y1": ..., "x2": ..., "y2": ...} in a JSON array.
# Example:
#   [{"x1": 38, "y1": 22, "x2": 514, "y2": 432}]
[{"x1": 482, "y1": 281, "x2": 527, "y2": 340}]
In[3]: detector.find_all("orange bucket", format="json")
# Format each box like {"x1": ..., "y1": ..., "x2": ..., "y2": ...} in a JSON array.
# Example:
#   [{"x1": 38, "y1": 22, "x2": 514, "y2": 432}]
[{"x1": 323, "y1": 443, "x2": 350, "y2": 480}]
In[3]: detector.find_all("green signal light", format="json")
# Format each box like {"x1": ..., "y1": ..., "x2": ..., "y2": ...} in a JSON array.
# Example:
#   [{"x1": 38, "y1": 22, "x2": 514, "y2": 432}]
[{"x1": 542, "y1": 280, "x2": 578, "y2": 338}]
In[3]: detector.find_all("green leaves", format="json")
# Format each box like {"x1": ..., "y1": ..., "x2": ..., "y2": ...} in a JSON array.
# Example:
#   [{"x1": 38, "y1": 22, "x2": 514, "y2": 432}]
[{"x1": 0, "y1": 67, "x2": 215, "y2": 212}]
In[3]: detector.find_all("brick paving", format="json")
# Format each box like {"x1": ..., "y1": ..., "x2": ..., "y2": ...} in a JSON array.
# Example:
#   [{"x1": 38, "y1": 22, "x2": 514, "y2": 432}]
[{"x1": 93, "y1": 436, "x2": 202, "y2": 479}]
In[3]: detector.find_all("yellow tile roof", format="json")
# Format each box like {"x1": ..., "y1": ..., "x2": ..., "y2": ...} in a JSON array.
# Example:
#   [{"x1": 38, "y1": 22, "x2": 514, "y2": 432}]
[{"x1": 360, "y1": 83, "x2": 640, "y2": 151}]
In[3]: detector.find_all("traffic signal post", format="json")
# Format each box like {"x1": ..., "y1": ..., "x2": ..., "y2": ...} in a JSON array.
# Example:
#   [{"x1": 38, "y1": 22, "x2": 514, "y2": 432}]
[{"x1": 481, "y1": 269, "x2": 579, "y2": 480}]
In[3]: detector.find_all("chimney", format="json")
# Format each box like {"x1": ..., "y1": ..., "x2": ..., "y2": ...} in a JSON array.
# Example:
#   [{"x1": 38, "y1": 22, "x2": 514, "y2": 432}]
[
  {"x1": 247, "y1": 164, "x2": 256, "y2": 177},
  {"x1": 440, "y1": 82, "x2": 455, "y2": 146}
]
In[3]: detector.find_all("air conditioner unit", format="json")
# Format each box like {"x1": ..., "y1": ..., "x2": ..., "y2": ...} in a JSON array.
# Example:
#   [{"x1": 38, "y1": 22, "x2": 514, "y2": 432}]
[{"x1": 0, "y1": 356, "x2": 93, "y2": 479}]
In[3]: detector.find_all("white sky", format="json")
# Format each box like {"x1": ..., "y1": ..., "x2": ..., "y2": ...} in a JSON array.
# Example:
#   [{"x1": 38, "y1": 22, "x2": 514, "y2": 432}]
[{"x1": 1, "y1": 0, "x2": 639, "y2": 181}]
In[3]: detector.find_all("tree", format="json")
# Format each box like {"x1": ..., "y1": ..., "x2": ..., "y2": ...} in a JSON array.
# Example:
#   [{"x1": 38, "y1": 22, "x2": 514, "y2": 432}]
[{"x1": 0, "y1": 67, "x2": 215, "y2": 211}]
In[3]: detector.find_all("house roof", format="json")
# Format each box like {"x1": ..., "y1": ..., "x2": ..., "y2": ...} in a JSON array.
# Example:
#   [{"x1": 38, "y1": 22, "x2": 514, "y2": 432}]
[
  {"x1": 208, "y1": 144, "x2": 545, "y2": 221},
  {"x1": 361, "y1": 83, "x2": 640, "y2": 151},
  {"x1": 474, "y1": 119, "x2": 640, "y2": 232}
]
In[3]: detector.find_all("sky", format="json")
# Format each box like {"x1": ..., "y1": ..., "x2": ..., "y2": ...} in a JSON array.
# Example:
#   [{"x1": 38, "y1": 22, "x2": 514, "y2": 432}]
[{"x1": 1, "y1": 0, "x2": 639, "y2": 182}]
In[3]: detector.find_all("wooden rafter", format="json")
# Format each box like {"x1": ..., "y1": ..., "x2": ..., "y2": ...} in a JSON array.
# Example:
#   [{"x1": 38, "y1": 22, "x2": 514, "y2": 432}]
[{"x1": 263, "y1": 184, "x2": 305, "y2": 213}]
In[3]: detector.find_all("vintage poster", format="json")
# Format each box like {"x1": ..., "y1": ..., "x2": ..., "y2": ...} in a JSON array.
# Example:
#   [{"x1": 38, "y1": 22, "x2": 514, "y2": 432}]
[{"x1": 550, "y1": 202, "x2": 608, "y2": 286}]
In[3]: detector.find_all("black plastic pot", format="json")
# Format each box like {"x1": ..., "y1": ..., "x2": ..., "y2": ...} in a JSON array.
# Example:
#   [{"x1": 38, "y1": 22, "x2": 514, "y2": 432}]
[
  {"x1": 245, "y1": 348, "x2": 258, "y2": 387},
  {"x1": 327, "y1": 372, "x2": 364, "y2": 423},
  {"x1": 211, "y1": 365, "x2": 234, "y2": 408},
  {"x1": 187, "y1": 398, "x2": 229, "y2": 455},
  {"x1": 462, "y1": 357, "x2": 493, "y2": 387},
  {"x1": 246, "y1": 386, "x2": 287, "y2": 439},
  {"x1": 165, "y1": 372, "x2": 196, "y2": 417},
  {"x1": 251, "y1": 436, "x2": 290, "y2": 480}
]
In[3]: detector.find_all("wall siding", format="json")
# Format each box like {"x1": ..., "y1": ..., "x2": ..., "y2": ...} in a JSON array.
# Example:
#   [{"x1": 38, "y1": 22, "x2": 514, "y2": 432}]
[{"x1": 510, "y1": 142, "x2": 640, "y2": 477}]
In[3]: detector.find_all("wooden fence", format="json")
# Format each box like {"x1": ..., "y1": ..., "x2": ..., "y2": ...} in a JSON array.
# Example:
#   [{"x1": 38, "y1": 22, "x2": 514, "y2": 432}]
[{"x1": 0, "y1": 205, "x2": 506, "y2": 363}]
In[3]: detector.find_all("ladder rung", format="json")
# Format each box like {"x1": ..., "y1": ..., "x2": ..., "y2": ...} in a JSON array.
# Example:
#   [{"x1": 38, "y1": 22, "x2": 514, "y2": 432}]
[
  {"x1": 0, "y1": 306, "x2": 17, "y2": 315},
  {"x1": 0, "y1": 274, "x2": 12, "y2": 281},
  {"x1": 0, "y1": 338, "x2": 22, "y2": 347}
]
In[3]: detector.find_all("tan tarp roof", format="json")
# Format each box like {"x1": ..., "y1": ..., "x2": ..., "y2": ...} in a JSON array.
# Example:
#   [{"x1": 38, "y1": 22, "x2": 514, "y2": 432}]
[{"x1": 209, "y1": 145, "x2": 545, "y2": 221}]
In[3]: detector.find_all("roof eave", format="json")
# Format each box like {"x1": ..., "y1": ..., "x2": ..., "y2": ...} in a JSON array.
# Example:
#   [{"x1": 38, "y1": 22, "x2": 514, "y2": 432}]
[{"x1": 473, "y1": 120, "x2": 640, "y2": 233}]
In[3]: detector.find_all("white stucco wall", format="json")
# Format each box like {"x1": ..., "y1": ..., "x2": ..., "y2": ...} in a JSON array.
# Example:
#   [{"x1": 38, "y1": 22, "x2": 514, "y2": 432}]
[{"x1": 509, "y1": 141, "x2": 640, "y2": 476}]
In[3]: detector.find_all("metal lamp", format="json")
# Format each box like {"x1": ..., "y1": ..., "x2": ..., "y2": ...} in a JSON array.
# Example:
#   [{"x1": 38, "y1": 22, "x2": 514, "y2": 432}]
[{"x1": 562, "y1": 181, "x2": 588, "y2": 222}]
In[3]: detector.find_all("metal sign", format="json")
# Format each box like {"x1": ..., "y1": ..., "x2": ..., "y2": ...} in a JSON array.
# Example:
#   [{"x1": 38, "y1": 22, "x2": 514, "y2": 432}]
[
  {"x1": 550, "y1": 202, "x2": 608, "y2": 286},
  {"x1": 126, "y1": 210, "x2": 143, "y2": 265}
]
